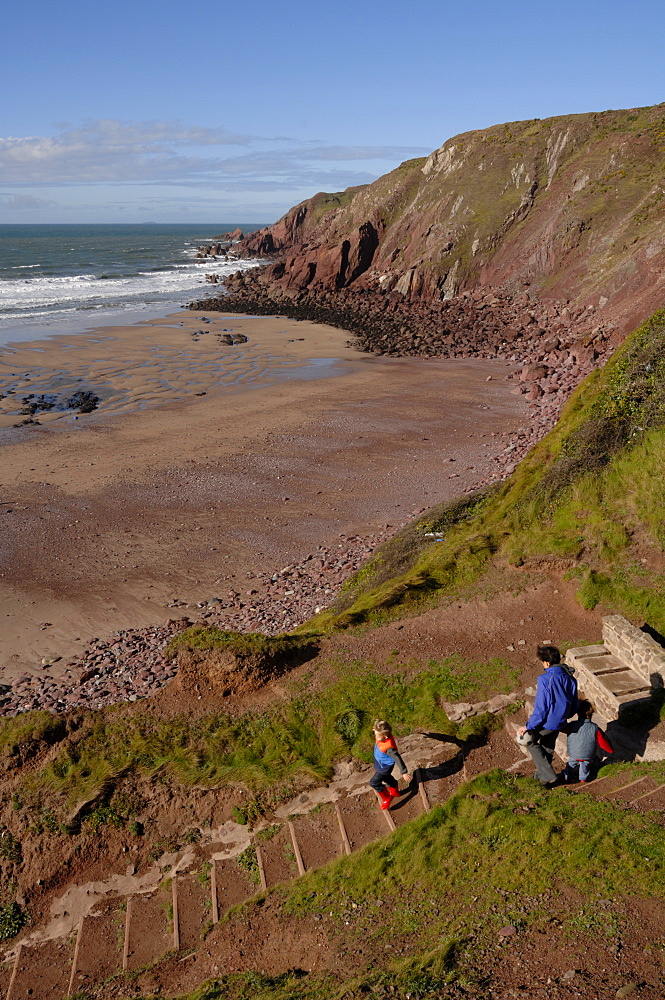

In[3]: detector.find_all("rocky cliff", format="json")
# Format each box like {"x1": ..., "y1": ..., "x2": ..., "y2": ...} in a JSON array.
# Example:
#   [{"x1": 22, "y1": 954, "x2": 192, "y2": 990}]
[{"x1": 225, "y1": 104, "x2": 665, "y2": 338}]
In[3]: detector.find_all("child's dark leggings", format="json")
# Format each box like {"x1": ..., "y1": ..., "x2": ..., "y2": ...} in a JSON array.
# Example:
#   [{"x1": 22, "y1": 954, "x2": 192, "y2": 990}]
[{"x1": 370, "y1": 767, "x2": 398, "y2": 792}]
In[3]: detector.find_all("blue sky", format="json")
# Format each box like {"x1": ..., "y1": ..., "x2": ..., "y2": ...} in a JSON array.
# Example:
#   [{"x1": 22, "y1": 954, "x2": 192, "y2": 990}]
[{"x1": 1, "y1": 0, "x2": 663, "y2": 223}]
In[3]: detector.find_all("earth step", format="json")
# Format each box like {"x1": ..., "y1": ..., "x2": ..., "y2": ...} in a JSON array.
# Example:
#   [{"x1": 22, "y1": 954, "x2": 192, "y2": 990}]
[
  {"x1": 605, "y1": 776, "x2": 660, "y2": 803},
  {"x1": 373, "y1": 792, "x2": 397, "y2": 832},
  {"x1": 287, "y1": 820, "x2": 305, "y2": 876},
  {"x1": 212, "y1": 857, "x2": 260, "y2": 922},
  {"x1": 418, "y1": 747, "x2": 465, "y2": 806},
  {"x1": 573, "y1": 772, "x2": 645, "y2": 797},
  {"x1": 626, "y1": 783, "x2": 665, "y2": 810},
  {"x1": 290, "y1": 802, "x2": 345, "y2": 871},
  {"x1": 8, "y1": 733, "x2": 665, "y2": 999},
  {"x1": 67, "y1": 897, "x2": 125, "y2": 995},
  {"x1": 7, "y1": 937, "x2": 73, "y2": 999},
  {"x1": 255, "y1": 843, "x2": 267, "y2": 890},
  {"x1": 568, "y1": 771, "x2": 616, "y2": 793},
  {"x1": 174, "y1": 872, "x2": 212, "y2": 951},
  {"x1": 469, "y1": 729, "x2": 533, "y2": 776},
  {"x1": 123, "y1": 886, "x2": 173, "y2": 972},
  {"x1": 0, "y1": 962, "x2": 11, "y2": 1000},
  {"x1": 336, "y1": 791, "x2": 390, "y2": 851},
  {"x1": 334, "y1": 801, "x2": 352, "y2": 856},
  {"x1": 417, "y1": 768, "x2": 431, "y2": 813},
  {"x1": 388, "y1": 782, "x2": 425, "y2": 828},
  {"x1": 254, "y1": 823, "x2": 300, "y2": 888}
]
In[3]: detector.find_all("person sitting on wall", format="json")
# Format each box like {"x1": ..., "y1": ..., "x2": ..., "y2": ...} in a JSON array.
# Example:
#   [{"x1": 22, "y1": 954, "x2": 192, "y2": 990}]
[{"x1": 518, "y1": 645, "x2": 578, "y2": 788}]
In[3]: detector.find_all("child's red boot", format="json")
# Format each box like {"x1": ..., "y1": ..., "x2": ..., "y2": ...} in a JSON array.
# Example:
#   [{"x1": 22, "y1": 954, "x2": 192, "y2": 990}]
[
  {"x1": 378, "y1": 790, "x2": 391, "y2": 810},
  {"x1": 387, "y1": 786, "x2": 400, "y2": 799}
]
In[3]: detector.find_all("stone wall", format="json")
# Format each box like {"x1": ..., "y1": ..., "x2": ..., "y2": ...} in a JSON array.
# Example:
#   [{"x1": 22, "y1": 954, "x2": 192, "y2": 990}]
[{"x1": 602, "y1": 615, "x2": 665, "y2": 688}]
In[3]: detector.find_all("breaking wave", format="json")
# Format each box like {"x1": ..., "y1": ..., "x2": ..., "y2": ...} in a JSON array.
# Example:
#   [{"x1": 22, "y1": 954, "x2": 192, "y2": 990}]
[{"x1": 0, "y1": 223, "x2": 264, "y2": 335}]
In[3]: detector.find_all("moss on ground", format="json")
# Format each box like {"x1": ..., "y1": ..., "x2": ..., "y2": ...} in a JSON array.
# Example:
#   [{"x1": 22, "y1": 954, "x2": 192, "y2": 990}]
[
  {"x1": 298, "y1": 309, "x2": 665, "y2": 635},
  {"x1": 165, "y1": 627, "x2": 315, "y2": 661},
  {"x1": 123, "y1": 767, "x2": 665, "y2": 999},
  {"x1": 305, "y1": 187, "x2": 365, "y2": 229},
  {"x1": 0, "y1": 711, "x2": 66, "y2": 760}
]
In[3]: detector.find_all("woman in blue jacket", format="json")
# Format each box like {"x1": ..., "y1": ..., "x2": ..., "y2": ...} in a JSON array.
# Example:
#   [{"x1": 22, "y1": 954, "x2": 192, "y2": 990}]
[{"x1": 518, "y1": 645, "x2": 578, "y2": 787}]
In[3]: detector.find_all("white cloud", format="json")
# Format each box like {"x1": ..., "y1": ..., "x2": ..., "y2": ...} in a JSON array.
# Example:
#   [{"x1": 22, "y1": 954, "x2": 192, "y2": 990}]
[
  {"x1": 0, "y1": 119, "x2": 432, "y2": 220},
  {"x1": 0, "y1": 192, "x2": 55, "y2": 208},
  {"x1": 0, "y1": 119, "x2": 429, "y2": 188}
]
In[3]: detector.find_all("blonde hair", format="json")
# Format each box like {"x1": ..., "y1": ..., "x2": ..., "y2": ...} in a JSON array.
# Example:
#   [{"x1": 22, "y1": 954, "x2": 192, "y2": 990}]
[{"x1": 373, "y1": 720, "x2": 392, "y2": 737}]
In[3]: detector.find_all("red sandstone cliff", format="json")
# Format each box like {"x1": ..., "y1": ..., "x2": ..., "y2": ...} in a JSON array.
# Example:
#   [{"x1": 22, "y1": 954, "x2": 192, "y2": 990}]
[{"x1": 238, "y1": 105, "x2": 665, "y2": 336}]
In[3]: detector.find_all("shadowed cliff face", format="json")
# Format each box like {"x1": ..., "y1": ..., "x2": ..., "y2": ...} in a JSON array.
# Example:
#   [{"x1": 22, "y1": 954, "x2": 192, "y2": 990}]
[{"x1": 239, "y1": 105, "x2": 665, "y2": 336}]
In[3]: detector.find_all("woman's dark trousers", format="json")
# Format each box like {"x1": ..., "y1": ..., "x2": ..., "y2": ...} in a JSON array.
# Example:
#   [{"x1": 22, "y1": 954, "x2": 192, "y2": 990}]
[{"x1": 527, "y1": 728, "x2": 558, "y2": 785}]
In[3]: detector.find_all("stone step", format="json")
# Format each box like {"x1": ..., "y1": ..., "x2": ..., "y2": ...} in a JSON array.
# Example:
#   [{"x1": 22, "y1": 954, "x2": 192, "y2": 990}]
[
  {"x1": 568, "y1": 644, "x2": 608, "y2": 659},
  {"x1": 581, "y1": 663, "x2": 651, "y2": 696},
  {"x1": 68, "y1": 897, "x2": 125, "y2": 995},
  {"x1": 123, "y1": 886, "x2": 174, "y2": 972},
  {"x1": 7, "y1": 937, "x2": 73, "y2": 1000},
  {"x1": 602, "y1": 614, "x2": 665, "y2": 688},
  {"x1": 566, "y1": 645, "x2": 653, "y2": 718}
]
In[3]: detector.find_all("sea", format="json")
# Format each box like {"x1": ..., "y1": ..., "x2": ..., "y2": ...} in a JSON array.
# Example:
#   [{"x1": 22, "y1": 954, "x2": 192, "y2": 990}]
[{"x1": 0, "y1": 223, "x2": 265, "y2": 344}]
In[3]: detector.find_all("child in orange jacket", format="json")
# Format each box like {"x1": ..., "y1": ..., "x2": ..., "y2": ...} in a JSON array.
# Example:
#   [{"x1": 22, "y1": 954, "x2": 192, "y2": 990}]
[{"x1": 370, "y1": 720, "x2": 412, "y2": 810}]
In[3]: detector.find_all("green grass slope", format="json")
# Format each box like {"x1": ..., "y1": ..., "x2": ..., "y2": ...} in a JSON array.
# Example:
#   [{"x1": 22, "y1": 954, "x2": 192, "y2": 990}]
[
  {"x1": 8, "y1": 654, "x2": 515, "y2": 827},
  {"x1": 300, "y1": 308, "x2": 665, "y2": 635}
]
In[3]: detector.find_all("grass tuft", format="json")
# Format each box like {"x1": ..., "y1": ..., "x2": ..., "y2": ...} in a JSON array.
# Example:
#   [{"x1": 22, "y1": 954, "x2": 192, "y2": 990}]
[
  {"x1": 0, "y1": 902, "x2": 27, "y2": 942},
  {"x1": 0, "y1": 711, "x2": 66, "y2": 760},
  {"x1": 165, "y1": 627, "x2": 317, "y2": 661}
]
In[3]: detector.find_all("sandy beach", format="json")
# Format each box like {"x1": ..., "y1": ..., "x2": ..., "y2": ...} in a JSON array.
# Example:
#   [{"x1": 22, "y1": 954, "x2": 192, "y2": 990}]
[
  {"x1": 0, "y1": 308, "x2": 527, "y2": 677},
  {"x1": 0, "y1": 309, "x2": 348, "y2": 427}
]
